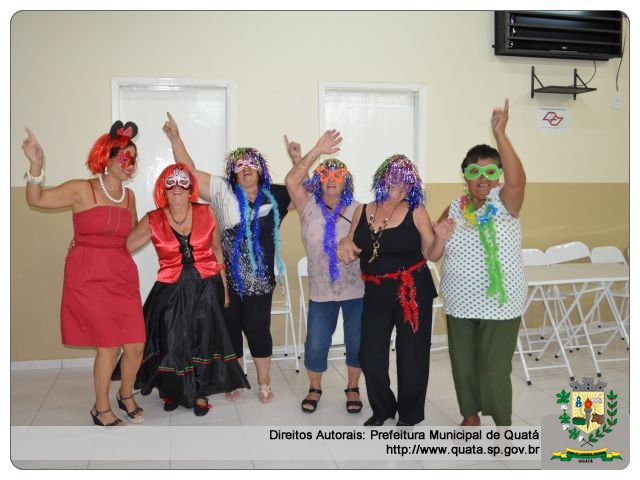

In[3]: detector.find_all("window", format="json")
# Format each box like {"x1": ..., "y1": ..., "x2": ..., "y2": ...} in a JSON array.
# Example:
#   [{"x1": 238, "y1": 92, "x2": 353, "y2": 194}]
[
  {"x1": 112, "y1": 77, "x2": 235, "y2": 299},
  {"x1": 319, "y1": 82, "x2": 427, "y2": 203}
]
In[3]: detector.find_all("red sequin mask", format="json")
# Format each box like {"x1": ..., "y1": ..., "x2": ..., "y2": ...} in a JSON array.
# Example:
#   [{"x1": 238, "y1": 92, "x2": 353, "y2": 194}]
[{"x1": 116, "y1": 150, "x2": 137, "y2": 170}]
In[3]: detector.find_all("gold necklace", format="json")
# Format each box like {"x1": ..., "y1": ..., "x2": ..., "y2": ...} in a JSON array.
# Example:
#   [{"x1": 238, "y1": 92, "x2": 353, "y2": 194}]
[
  {"x1": 367, "y1": 202, "x2": 401, "y2": 263},
  {"x1": 169, "y1": 203, "x2": 190, "y2": 226}
]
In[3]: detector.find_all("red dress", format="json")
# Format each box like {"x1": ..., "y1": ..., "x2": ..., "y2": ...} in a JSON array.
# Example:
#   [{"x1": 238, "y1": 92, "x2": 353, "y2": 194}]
[{"x1": 60, "y1": 187, "x2": 145, "y2": 347}]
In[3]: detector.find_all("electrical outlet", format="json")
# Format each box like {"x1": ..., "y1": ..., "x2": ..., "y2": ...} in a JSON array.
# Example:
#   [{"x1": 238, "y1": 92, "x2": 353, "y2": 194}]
[{"x1": 612, "y1": 94, "x2": 622, "y2": 110}]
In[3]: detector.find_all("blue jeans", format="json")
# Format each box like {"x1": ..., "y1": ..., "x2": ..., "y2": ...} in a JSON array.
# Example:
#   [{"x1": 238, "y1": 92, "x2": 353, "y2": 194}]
[{"x1": 304, "y1": 298, "x2": 363, "y2": 372}]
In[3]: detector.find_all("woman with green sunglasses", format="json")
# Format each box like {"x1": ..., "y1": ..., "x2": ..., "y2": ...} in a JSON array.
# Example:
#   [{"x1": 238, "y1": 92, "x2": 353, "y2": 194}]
[{"x1": 437, "y1": 99, "x2": 527, "y2": 427}]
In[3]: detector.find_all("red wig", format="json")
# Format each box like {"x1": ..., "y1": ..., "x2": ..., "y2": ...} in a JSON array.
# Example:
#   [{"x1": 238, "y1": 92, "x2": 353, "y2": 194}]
[
  {"x1": 154, "y1": 163, "x2": 199, "y2": 209},
  {"x1": 86, "y1": 134, "x2": 136, "y2": 174}
]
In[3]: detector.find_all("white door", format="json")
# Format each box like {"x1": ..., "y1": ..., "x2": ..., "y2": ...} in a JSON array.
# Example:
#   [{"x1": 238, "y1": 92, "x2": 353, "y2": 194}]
[
  {"x1": 112, "y1": 78, "x2": 235, "y2": 300},
  {"x1": 319, "y1": 82, "x2": 427, "y2": 345}
]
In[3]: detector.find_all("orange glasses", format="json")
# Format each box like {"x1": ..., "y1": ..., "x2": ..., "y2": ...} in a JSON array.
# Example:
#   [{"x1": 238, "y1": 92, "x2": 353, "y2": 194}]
[{"x1": 316, "y1": 167, "x2": 348, "y2": 183}]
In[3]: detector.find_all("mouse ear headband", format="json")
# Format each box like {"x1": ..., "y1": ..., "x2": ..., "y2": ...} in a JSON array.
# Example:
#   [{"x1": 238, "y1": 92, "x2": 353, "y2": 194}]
[{"x1": 109, "y1": 120, "x2": 138, "y2": 139}]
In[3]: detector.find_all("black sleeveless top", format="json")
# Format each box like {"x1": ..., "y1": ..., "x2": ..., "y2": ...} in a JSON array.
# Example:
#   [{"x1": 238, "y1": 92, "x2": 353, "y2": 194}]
[
  {"x1": 354, "y1": 204, "x2": 425, "y2": 276},
  {"x1": 172, "y1": 228, "x2": 195, "y2": 267}
]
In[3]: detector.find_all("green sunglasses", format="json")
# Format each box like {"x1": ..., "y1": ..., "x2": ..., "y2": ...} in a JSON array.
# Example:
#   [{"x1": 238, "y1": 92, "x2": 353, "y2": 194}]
[{"x1": 463, "y1": 163, "x2": 503, "y2": 181}]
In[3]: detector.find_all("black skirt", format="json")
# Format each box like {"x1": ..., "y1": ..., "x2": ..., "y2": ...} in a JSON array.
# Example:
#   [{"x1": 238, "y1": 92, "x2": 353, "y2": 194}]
[{"x1": 135, "y1": 267, "x2": 250, "y2": 408}]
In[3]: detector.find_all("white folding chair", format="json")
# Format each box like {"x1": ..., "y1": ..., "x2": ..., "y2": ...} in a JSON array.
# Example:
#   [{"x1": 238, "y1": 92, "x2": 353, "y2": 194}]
[
  {"x1": 591, "y1": 246, "x2": 629, "y2": 354},
  {"x1": 243, "y1": 260, "x2": 300, "y2": 373},
  {"x1": 510, "y1": 248, "x2": 561, "y2": 385},
  {"x1": 518, "y1": 248, "x2": 556, "y2": 379},
  {"x1": 543, "y1": 242, "x2": 601, "y2": 353},
  {"x1": 520, "y1": 248, "x2": 552, "y2": 347},
  {"x1": 545, "y1": 241, "x2": 592, "y2": 265},
  {"x1": 297, "y1": 257, "x2": 308, "y2": 359},
  {"x1": 542, "y1": 242, "x2": 619, "y2": 366},
  {"x1": 429, "y1": 261, "x2": 447, "y2": 352},
  {"x1": 296, "y1": 257, "x2": 346, "y2": 364}
]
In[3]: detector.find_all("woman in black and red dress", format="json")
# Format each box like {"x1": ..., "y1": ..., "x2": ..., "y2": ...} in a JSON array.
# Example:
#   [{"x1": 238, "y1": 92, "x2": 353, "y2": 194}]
[{"x1": 127, "y1": 163, "x2": 249, "y2": 416}]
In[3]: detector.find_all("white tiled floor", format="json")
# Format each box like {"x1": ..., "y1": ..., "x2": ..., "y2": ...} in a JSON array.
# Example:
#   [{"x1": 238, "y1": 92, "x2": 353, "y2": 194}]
[{"x1": 11, "y1": 337, "x2": 629, "y2": 469}]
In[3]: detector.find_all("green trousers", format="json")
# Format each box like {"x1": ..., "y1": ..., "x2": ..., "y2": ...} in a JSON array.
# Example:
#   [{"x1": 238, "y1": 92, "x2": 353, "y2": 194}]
[{"x1": 446, "y1": 315, "x2": 521, "y2": 426}]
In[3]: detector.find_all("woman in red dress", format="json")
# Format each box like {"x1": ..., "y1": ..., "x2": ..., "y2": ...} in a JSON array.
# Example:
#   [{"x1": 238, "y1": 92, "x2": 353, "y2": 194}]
[{"x1": 22, "y1": 122, "x2": 146, "y2": 426}]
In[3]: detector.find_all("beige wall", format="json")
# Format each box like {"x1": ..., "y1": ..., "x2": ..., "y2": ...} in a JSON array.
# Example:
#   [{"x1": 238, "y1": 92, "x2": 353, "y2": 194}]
[{"x1": 10, "y1": 12, "x2": 629, "y2": 361}]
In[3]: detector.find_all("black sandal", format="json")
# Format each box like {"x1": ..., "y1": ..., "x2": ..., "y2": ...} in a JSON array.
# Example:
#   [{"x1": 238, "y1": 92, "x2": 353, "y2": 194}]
[
  {"x1": 344, "y1": 387, "x2": 363, "y2": 414},
  {"x1": 90, "y1": 406, "x2": 126, "y2": 427},
  {"x1": 193, "y1": 396, "x2": 212, "y2": 417},
  {"x1": 301, "y1": 388, "x2": 322, "y2": 413},
  {"x1": 117, "y1": 392, "x2": 145, "y2": 424},
  {"x1": 162, "y1": 396, "x2": 179, "y2": 412}
]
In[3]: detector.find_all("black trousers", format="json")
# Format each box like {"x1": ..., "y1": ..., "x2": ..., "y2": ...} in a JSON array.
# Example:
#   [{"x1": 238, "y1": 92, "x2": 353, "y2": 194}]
[
  {"x1": 223, "y1": 290, "x2": 274, "y2": 358},
  {"x1": 359, "y1": 278, "x2": 434, "y2": 425}
]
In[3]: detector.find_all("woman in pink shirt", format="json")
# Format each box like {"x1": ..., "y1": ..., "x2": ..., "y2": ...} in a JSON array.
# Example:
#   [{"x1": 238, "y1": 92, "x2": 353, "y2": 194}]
[{"x1": 284, "y1": 131, "x2": 364, "y2": 414}]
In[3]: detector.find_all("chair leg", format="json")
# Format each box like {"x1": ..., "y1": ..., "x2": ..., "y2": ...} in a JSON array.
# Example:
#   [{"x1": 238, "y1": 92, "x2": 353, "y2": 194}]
[{"x1": 288, "y1": 309, "x2": 300, "y2": 372}]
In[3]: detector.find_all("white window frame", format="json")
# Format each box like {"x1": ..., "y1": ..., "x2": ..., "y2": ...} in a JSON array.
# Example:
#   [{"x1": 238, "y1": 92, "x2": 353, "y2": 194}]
[{"x1": 318, "y1": 81, "x2": 428, "y2": 180}]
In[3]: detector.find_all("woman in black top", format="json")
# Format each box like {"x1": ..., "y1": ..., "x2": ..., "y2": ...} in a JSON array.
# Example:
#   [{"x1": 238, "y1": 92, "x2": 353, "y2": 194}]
[{"x1": 338, "y1": 154, "x2": 453, "y2": 426}]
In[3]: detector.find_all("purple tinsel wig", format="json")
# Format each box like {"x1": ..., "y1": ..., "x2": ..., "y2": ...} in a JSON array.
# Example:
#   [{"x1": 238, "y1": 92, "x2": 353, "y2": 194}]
[
  {"x1": 303, "y1": 158, "x2": 354, "y2": 206},
  {"x1": 224, "y1": 147, "x2": 272, "y2": 189},
  {"x1": 371, "y1": 154, "x2": 425, "y2": 210}
]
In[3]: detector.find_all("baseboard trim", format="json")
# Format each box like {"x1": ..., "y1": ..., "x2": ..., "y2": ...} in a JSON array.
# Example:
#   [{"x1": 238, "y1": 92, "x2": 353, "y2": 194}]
[{"x1": 11, "y1": 357, "x2": 95, "y2": 371}]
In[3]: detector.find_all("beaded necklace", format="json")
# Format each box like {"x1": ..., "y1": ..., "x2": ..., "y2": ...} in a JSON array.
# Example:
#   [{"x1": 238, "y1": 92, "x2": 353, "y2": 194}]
[
  {"x1": 367, "y1": 202, "x2": 401, "y2": 263},
  {"x1": 459, "y1": 195, "x2": 507, "y2": 304}
]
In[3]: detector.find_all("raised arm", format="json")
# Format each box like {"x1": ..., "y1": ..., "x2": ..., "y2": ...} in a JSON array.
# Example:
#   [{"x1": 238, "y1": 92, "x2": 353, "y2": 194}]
[
  {"x1": 21, "y1": 128, "x2": 86, "y2": 210},
  {"x1": 163, "y1": 112, "x2": 212, "y2": 202},
  {"x1": 126, "y1": 214, "x2": 151, "y2": 253},
  {"x1": 494, "y1": 99, "x2": 526, "y2": 217},
  {"x1": 284, "y1": 130, "x2": 342, "y2": 214}
]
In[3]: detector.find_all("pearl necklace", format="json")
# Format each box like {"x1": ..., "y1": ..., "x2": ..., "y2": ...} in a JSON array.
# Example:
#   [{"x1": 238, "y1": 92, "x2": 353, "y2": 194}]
[{"x1": 98, "y1": 174, "x2": 126, "y2": 204}]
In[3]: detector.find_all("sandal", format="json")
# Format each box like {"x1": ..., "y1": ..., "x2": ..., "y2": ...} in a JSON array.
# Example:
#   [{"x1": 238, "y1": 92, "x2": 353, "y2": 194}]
[
  {"x1": 117, "y1": 392, "x2": 145, "y2": 424},
  {"x1": 90, "y1": 406, "x2": 126, "y2": 427},
  {"x1": 162, "y1": 396, "x2": 179, "y2": 412},
  {"x1": 193, "y1": 396, "x2": 212, "y2": 417},
  {"x1": 258, "y1": 384, "x2": 274, "y2": 404},
  {"x1": 344, "y1": 387, "x2": 363, "y2": 414},
  {"x1": 301, "y1": 388, "x2": 322, "y2": 413}
]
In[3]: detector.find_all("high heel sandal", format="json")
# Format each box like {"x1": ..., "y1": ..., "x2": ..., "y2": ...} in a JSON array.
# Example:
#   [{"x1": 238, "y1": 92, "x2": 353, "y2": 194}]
[
  {"x1": 116, "y1": 392, "x2": 145, "y2": 424},
  {"x1": 344, "y1": 387, "x2": 363, "y2": 414},
  {"x1": 300, "y1": 388, "x2": 322, "y2": 413},
  {"x1": 90, "y1": 406, "x2": 126, "y2": 427}
]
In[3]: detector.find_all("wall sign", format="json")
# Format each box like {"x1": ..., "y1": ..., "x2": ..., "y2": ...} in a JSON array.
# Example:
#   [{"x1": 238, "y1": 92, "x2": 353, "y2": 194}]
[{"x1": 538, "y1": 107, "x2": 569, "y2": 131}]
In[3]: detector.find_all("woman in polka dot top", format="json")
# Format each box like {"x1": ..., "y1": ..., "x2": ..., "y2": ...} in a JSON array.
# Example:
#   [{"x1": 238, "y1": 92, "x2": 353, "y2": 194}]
[{"x1": 438, "y1": 99, "x2": 527, "y2": 427}]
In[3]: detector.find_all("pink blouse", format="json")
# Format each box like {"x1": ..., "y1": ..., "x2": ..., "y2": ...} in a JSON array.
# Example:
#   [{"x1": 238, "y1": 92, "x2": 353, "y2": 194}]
[{"x1": 301, "y1": 196, "x2": 364, "y2": 302}]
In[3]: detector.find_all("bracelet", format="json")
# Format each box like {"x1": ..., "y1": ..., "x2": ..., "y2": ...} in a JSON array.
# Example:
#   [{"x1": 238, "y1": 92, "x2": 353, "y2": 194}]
[{"x1": 25, "y1": 169, "x2": 44, "y2": 184}]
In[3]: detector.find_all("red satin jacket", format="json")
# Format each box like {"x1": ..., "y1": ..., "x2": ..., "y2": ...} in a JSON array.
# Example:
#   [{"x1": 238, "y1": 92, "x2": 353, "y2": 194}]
[{"x1": 148, "y1": 203, "x2": 223, "y2": 283}]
